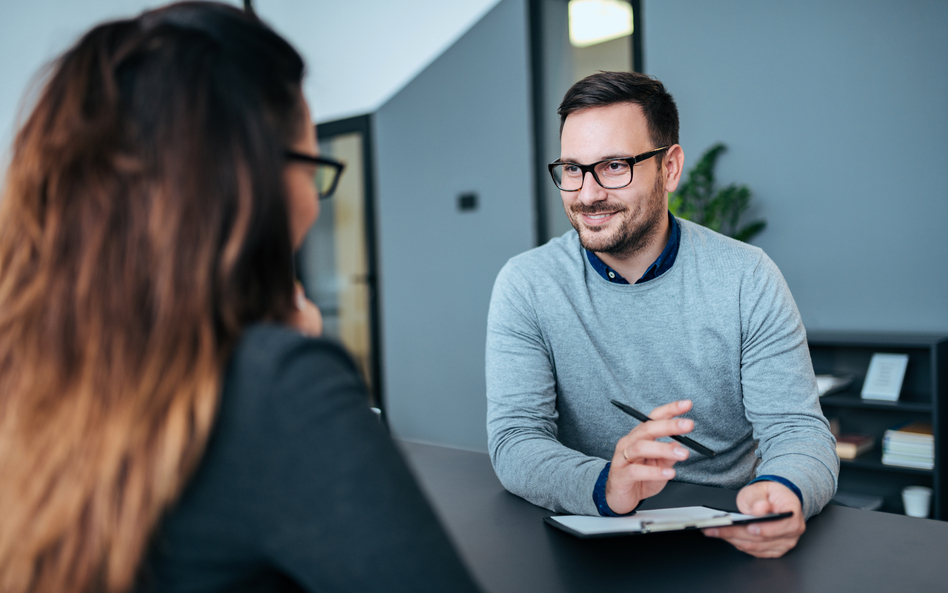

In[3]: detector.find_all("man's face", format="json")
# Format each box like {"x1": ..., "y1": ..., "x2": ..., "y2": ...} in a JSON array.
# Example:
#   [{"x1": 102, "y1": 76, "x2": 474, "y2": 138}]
[{"x1": 558, "y1": 102, "x2": 668, "y2": 259}]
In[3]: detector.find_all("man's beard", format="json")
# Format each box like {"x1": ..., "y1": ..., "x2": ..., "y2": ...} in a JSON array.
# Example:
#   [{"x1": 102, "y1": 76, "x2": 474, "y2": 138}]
[{"x1": 567, "y1": 172, "x2": 666, "y2": 260}]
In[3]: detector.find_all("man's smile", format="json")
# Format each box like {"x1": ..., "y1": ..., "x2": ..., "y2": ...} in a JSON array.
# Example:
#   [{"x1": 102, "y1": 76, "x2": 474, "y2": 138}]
[
  {"x1": 581, "y1": 212, "x2": 617, "y2": 226},
  {"x1": 572, "y1": 202, "x2": 628, "y2": 227}
]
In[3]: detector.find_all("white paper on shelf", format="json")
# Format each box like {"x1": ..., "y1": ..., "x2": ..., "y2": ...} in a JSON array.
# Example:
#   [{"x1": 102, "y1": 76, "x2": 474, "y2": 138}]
[
  {"x1": 815, "y1": 374, "x2": 854, "y2": 396},
  {"x1": 861, "y1": 353, "x2": 909, "y2": 401}
]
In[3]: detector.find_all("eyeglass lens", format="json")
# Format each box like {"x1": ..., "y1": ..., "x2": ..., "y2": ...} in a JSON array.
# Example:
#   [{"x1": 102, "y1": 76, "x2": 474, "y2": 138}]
[
  {"x1": 313, "y1": 163, "x2": 342, "y2": 200},
  {"x1": 314, "y1": 164, "x2": 338, "y2": 198}
]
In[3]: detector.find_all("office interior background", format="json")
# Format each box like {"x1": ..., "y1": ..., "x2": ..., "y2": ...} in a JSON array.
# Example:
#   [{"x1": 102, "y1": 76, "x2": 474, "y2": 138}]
[{"x1": 2, "y1": 0, "x2": 946, "y2": 454}]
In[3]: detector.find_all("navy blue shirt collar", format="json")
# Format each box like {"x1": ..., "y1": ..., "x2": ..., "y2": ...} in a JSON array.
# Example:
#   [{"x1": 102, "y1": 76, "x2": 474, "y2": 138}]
[{"x1": 585, "y1": 211, "x2": 680, "y2": 285}]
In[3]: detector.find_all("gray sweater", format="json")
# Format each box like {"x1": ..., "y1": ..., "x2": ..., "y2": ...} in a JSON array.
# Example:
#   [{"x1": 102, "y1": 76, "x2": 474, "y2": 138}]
[{"x1": 486, "y1": 219, "x2": 838, "y2": 519}]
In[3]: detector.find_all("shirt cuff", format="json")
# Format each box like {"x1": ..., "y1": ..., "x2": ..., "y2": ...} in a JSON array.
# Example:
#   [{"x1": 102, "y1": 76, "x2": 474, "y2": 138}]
[
  {"x1": 749, "y1": 475, "x2": 804, "y2": 507},
  {"x1": 592, "y1": 462, "x2": 639, "y2": 517}
]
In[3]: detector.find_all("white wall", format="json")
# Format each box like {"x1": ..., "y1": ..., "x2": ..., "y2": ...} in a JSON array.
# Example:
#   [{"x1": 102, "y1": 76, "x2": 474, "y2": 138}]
[
  {"x1": 0, "y1": 0, "x2": 501, "y2": 165},
  {"x1": 644, "y1": 0, "x2": 948, "y2": 333},
  {"x1": 257, "y1": 0, "x2": 501, "y2": 123}
]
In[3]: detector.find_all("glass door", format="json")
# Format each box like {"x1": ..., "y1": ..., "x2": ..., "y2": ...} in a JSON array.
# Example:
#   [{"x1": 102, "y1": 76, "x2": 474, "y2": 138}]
[{"x1": 298, "y1": 115, "x2": 382, "y2": 411}]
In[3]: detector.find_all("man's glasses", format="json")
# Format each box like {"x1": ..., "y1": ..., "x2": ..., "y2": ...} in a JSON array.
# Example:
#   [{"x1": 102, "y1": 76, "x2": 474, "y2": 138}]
[
  {"x1": 548, "y1": 147, "x2": 668, "y2": 191},
  {"x1": 284, "y1": 150, "x2": 346, "y2": 200}
]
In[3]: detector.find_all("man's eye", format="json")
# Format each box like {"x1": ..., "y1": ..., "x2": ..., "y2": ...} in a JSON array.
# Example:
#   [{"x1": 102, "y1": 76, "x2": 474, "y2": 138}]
[{"x1": 564, "y1": 165, "x2": 582, "y2": 175}]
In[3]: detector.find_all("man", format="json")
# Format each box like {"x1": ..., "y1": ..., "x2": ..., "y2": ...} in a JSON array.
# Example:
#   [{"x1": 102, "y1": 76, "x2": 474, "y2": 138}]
[{"x1": 485, "y1": 71, "x2": 838, "y2": 558}]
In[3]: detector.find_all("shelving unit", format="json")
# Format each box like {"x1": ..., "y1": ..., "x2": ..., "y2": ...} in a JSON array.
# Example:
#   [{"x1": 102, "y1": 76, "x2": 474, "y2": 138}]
[{"x1": 807, "y1": 331, "x2": 947, "y2": 519}]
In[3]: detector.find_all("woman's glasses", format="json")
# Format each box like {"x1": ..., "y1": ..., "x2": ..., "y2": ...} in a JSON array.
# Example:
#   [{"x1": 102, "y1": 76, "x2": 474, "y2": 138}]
[{"x1": 284, "y1": 150, "x2": 345, "y2": 200}]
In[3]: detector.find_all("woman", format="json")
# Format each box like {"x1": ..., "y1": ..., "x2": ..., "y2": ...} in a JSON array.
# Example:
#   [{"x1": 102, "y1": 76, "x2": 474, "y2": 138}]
[{"x1": 0, "y1": 3, "x2": 479, "y2": 592}]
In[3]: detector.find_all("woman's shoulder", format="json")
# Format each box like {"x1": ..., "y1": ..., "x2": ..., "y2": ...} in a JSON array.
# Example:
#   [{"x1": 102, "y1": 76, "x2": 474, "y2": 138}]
[
  {"x1": 231, "y1": 323, "x2": 354, "y2": 369},
  {"x1": 228, "y1": 323, "x2": 359, "y2": 384},
  {"x1": 220, "y1": 323, "x2": 366, "y2": 429}
]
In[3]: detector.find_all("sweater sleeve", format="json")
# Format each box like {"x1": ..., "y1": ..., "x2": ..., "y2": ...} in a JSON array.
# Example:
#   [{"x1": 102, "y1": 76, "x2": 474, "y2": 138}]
[
  {"x1": 486, "y1": 262, "x2": 605, "y2": 515},
  {"x1": 739, "y1": 254, "x2": 839, "y2": 519}
]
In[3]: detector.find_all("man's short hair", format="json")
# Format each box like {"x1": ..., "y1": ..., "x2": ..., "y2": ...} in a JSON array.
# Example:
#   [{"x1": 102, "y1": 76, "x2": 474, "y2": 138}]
[{"x1": 558, "y1": 71, "x2": 679, "y2": 149}]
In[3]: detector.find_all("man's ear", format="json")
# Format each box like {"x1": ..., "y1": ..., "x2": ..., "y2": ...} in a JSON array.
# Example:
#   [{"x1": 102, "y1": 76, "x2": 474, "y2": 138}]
[{"x1": 663, "y1": 145, "x2": 685, "y2": 193}]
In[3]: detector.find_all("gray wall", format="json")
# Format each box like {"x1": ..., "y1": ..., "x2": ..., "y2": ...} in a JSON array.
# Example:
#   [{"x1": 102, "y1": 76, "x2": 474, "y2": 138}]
[
  {"x1": 374, "y1": 0, "x2": 534, "y2": 450},
  {"x1": 644, "y1": 0, "x2": 948, "y2": 332}
]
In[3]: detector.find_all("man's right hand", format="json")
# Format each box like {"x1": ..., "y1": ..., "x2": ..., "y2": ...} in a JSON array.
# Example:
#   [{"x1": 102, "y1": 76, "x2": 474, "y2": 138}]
[{"x1": 604, "y1": 400, "x2": 694, "y2": 514}]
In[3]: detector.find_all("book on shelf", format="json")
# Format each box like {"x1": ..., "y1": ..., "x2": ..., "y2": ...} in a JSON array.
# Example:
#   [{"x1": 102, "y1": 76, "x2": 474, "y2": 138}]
[
  {"x1": 884, "y1": 421, "x2": 933, "y2": 442},
  {"x1": 815, "y1": 374, "x2": 854, "y2": 397},
  {"x1": 882, "y1": 421, "x2": 934, "y2": 469},
  {"x1": 880, "y1": 453, "x2": 934, "y2": 470},
  {"x1": 836, "y1": 434, "x2": 875, "y2": 459},
  {"x1": 884, "y1": 440, "x2": 934, "y2": 455}
]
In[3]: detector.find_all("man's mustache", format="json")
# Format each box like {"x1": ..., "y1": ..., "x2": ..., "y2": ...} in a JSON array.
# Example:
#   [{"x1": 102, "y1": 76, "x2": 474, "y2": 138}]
[{"x1": 570, "y1": 202, "x2": 628, "y2": 215}]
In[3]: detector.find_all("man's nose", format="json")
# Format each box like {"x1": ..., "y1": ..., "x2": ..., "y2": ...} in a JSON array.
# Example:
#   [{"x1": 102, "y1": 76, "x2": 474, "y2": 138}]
[{"x1": 577, "y1": 171, "x2": 606, "y2": 204}]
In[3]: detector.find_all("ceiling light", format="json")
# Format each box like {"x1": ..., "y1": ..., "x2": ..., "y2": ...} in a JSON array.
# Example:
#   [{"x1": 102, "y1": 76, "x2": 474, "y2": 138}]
[{"x1": 568, "y1": 0, "x2": 633, "y2": 48}]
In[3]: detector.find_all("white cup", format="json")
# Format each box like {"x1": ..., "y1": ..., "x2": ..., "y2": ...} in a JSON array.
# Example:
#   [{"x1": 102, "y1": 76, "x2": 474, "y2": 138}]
[{"x1": 902, "y1": 486, "x2": 933, "y2": 518}]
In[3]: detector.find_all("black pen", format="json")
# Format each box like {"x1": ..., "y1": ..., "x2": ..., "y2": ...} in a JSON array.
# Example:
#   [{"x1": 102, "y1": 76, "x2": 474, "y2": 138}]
[{"x1": 610, "y1": 399, "x2": 716, "y2": 458}]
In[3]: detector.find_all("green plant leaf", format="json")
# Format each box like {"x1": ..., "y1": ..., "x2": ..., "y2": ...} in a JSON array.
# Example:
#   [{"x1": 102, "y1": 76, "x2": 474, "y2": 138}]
[
  {"x1": 668, "y1": 143, "x2": 766, "y2": 243},
  {"x1": 733, "y1": 220, "x2": 767, "y2": 243}
]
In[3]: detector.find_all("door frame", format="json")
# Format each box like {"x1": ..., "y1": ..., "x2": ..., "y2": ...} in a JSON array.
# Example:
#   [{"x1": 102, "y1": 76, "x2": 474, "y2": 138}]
[
  {"x1": 314, "y1": 115, "x2": 385, "y2": 418},
  {"x1": 527, "y1": 0, "x2": 643, "y2": 245}
]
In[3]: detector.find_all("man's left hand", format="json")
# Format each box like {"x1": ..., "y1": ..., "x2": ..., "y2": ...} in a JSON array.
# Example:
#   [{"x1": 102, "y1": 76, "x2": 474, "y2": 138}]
[{"x1": 701, "y1": 480, "x2": 804, "y2": 558}]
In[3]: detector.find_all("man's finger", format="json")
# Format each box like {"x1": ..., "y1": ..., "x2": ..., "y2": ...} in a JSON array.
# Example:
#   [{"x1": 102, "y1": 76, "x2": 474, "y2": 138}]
[
  {"x1": 623, "y1": 417, "x2": 695, "y2": 443},
  {"x1": 619, "y1": 439, "x2": 689, "y2": 464},
  {"x1": 648, "y1": 399, "x2": 693, "y2": 420},
  {"x1": 737, "y1": 494, "x2": 773, "y2": 516},
  {"x1": 728, "y1": 537, "x2": 796, "y2": 559},
  {"x1": 615, "y1": 463, "x2": 676, "y2": 483},
  {"x1": 706, "y1": 517, "x2": 795, "y2": 541}
]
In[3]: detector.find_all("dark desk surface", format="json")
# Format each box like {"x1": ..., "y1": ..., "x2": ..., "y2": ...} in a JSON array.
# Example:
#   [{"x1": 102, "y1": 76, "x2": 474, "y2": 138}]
[{"x1": 399, "y1": 440, "x2": 948, "y2": 593}]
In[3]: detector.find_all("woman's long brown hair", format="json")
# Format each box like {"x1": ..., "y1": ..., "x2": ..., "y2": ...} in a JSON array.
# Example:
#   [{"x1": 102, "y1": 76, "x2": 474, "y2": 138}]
[{"x1": 0, "y1": 3, "x2": 305, "y2": 591}]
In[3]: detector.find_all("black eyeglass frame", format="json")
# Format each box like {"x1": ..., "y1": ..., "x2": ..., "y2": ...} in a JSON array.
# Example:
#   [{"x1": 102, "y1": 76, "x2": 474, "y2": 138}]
[
  {"x1": 547, "y1": 146, "x2": 669, "y2": 191},
  {"x1": 284, "y1": 150, "x2": 346, "y2": 200}
]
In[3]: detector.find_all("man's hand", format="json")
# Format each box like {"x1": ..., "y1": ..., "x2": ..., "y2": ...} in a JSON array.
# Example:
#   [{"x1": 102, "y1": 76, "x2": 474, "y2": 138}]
[
  {"x1": 702, "y1": 480, "x2": 805, "y2": 558},
  {"x1": 289, "y1": 281, "x2": 323, "y2": 337},
  {"x1": 604, "y1": 400, "x2": 694, "y2": 514}
]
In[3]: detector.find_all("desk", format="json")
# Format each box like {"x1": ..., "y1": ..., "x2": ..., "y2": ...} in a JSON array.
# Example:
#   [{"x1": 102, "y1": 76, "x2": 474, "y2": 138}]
[{"x1": 399, "y1": 441, "x2": 948, "y2": 593}]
